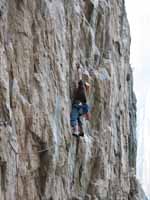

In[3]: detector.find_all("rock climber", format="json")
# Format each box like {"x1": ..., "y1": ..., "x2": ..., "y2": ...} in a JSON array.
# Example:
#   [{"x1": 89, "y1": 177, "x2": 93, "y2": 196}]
[{"x1": 70, "y1": 63, "x2": 91, "y2": 137}]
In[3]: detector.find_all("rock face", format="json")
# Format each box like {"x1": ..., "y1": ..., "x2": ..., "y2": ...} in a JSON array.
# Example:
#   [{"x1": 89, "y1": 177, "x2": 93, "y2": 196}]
[
  {"x1": 129, "y1": 176, "x2": 148, "y2": 200},
  {"x1": 0, "y1": 0, "x2": 147, "y2": 200}
]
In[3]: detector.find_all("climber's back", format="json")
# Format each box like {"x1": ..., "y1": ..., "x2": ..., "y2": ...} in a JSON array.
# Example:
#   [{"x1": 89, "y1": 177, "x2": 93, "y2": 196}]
[{"x1": 73, "y1": 80, "x2": 87, "y2": 105}]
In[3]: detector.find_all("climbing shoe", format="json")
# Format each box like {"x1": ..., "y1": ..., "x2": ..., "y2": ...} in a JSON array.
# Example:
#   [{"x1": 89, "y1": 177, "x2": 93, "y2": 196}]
[
  {"x1": 72, "y1": 132, "x2": 79, "y2": 137},
  {"x1": 79, "y1": 132, "x2": 84, "y2": 137},
  {"x1": 72, "y1": 127, "x2": 79, "y2": 137}
]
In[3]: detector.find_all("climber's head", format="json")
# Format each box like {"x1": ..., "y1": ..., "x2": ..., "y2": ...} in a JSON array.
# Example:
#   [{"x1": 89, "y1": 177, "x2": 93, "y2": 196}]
[{"x1": 78, "y1": 80, "x2": 84, "y2": 87}]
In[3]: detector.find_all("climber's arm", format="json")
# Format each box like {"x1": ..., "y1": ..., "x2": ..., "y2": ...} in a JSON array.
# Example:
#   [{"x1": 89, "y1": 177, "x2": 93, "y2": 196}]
[
  {"x1": 75, "y1": 63, "x2": 83, "y2": 86},
  {"x1": 77, "y1": 63, "x2": 82, "y2": 80}
]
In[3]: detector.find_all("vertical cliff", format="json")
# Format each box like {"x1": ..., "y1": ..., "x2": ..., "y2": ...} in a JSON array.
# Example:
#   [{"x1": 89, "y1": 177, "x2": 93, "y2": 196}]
[{"x1": 0, "y1": 0, "x2": 145, "y2": 199}]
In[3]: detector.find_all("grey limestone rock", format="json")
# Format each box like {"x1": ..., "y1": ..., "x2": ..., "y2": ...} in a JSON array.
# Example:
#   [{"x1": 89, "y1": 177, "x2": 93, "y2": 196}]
[{"x1": 0, "y1": 0, "x2": 147, "y2": 199}]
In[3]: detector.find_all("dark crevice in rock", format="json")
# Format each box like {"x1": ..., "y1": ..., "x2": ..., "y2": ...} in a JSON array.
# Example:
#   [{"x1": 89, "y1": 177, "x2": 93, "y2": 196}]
[
  {"x1": 9, "y1": 64, "x2": 14, "y2": 109},
  {"x1": 79, "y1": 162, "x2": 83, "y2": 187},
  {"x1": 0, "y1": 159, "x2": 6, "y2": 192},
  {"x1": 85, "y1": 0, "x2": 94, "y2": 23},
  {"x1": 0, "y1": 8, "x2": 3, "y2": 17},
  {"x1": 34, "y1": 64, "x2": 38, "y2": 73},
  {"x1": 38, "y1": 144, "x2": 49, "y2": 196},
  {"x1": 114, "y1": 41, "x2": 122, "y2": 56},
  {"x1": 126, "y1": 73, "x2": 130, "y2": 82}
]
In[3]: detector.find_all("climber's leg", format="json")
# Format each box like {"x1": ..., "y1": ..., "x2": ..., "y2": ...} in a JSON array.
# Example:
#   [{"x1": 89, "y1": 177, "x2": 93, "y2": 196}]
[
  {"x1": 70, "y1": 105, "x2": 79, "y2": 136},
  {"x1": 77, "y1": 115, "x2": 82, "y2": 127},
  {"x1": 81, "y1": 103, "x2": 91, "y2": 120},
  {"x1": 78, "y1": 116, "x2": 84, "y2": 137},
  {"x1": 82, "y1": 103, "x2": 89, "y2": 115}
]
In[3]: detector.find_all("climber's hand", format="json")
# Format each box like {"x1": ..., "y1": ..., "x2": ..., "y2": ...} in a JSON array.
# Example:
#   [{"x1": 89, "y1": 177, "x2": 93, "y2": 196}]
[{"x1": 84, "y1": 112, "x2": 91, "y2": 121}]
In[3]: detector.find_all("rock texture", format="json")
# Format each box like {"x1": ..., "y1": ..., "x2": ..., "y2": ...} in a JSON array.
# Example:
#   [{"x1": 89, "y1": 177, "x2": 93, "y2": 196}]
[
  {"x1": 129, "y1": 175, "x2": 148, "y2": 200},
  {"x1": 0, "y1": 0, "x2": 147, "y2": 200}
]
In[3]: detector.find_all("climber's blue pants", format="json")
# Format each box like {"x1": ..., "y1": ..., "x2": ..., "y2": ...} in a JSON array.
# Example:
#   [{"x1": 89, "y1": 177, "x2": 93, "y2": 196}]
[{"x1": 70, "y1": 103, "x2": 89, "y2": 128}]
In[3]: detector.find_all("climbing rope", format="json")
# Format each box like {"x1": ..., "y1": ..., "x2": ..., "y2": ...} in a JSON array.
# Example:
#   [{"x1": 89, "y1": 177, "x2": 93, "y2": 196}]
[
  {"x1": 0, "y1": 120, "x2": 52, "y2": 193},
  {"x1": 6, "y1": 170, "x2": 48, "y2": 186},
  {"x1": 8, "y1": 139, "x2": 51, "y2": 155},
  {"x1": 0, "y1": 120, "x2": 51, "y2": 155},
  {"x1": 5, "y1": 135, "x2": 51, "y2": 192}
]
